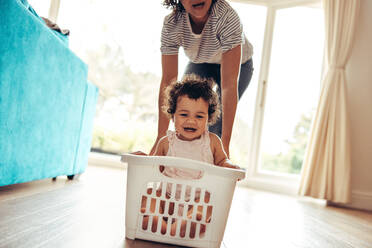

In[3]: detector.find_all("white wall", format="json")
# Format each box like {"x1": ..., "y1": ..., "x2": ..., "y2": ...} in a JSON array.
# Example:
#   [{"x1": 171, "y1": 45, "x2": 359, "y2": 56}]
[{"x1": 343, "y1": 0, "x2": 372, "y2": 211}]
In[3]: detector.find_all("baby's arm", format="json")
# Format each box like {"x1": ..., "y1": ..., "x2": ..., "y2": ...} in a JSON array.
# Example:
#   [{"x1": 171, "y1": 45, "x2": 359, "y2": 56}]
[
  {"x1": 210, "y1": 133, "x2": 240, "y2": 169},
  {"x1": 153, "y1": 136, "x2": 169, "y2": 173},
  {"x1": 153, "y1": 136, "x2": 169, "y2": 156}
]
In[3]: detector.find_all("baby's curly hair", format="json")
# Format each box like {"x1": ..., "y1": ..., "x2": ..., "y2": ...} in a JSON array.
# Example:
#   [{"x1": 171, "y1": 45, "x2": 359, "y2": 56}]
[
  {"x1": 163, "y1": 74, "x2": 220, "y2": 125},
  {"x1": 163, "y1": 0, "x2": 218, "y2": 13}
]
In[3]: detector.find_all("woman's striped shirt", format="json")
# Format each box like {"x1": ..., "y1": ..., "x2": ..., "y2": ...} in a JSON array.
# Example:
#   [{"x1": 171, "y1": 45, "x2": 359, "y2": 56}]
[{"x1": 161, "y1": 0, "x2": 253, "y2": 64}]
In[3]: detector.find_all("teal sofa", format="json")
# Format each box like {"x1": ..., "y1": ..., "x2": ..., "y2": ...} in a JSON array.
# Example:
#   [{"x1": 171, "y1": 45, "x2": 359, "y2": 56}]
[{"x1": 0, "y1": 0, "x2": 99, "y2": 186}]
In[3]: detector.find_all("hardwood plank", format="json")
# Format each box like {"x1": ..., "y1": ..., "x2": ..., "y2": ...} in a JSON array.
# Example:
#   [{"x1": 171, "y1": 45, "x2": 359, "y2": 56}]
[
  {"x1": 0, "y1": 165, "x2": 371, "y2": 248},
  {"x1": 223, "y1": 188, "x2": 372, "y2": 248}
]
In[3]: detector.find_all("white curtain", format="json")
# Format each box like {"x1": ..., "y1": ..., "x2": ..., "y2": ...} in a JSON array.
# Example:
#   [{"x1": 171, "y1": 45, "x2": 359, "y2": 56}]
[{"x1": 298, "y1": 0, "x2": 359, "y2": 203}]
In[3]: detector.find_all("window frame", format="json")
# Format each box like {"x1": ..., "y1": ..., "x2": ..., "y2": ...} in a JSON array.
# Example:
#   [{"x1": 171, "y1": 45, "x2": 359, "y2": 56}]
[{"x1": 238, "y1": 0, "x2": 323, "y2": 195}]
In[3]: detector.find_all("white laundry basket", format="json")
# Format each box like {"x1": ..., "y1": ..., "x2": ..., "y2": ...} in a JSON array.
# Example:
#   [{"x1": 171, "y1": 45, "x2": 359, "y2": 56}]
[{"x1": 121, "y1": 154, "x2": 245, "y2": 248}]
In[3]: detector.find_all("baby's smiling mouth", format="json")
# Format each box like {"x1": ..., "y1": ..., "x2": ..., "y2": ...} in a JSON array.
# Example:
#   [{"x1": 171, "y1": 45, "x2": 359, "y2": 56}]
[{"x1": 184, "y1": 127, "x2": 197, "y2": 132}]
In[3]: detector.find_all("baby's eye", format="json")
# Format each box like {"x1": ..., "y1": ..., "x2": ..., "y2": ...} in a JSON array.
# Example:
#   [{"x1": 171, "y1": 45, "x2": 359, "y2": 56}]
[
  {"x1": 196, "y1": 115, "x2": 205, "y2": 119},
  {"x1": 180, "y1": 113, "x2": 188, "y2": 117}
]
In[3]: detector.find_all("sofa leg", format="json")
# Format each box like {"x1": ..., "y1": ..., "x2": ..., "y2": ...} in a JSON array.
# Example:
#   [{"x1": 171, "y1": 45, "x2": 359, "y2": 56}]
[{"x1": 52, "y1": 175, "x2": 78, "y2": 180}]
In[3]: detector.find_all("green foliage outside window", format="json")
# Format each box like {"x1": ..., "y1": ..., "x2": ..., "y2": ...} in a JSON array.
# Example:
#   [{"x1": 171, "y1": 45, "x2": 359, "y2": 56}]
[{"x1": 261, "y1": 112, "x2": 312, "y2": 174}]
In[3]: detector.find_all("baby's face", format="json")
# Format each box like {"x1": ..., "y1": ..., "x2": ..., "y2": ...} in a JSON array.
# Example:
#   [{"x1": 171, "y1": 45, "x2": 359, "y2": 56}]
[{"x1": 173, "y1": 96, "x2": 209, "y2": 141}]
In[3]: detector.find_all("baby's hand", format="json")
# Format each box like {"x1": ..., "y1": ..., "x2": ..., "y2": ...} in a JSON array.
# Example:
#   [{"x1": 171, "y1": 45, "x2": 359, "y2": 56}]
[
  {"x1": 221, "y1": 160, "x2": 241, "y2": 169},
  {"x1": 225, "y1": 164, "x2": 241, "y2": 169},
  {"x1": 221, "y1": 163, "x2": 243, "y2": 181},
  {"x1": 130, "y1": 151, "x2": 148, "y2": 156},
  {"x1": 231, "y1": 164, "x2": 241, "y2": 169}
]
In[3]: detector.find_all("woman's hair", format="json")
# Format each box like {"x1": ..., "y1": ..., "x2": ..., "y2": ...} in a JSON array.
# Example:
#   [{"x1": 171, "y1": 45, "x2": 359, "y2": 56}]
[
  {"x1": 162, "y1": 0, "x2": 218, "y2": 13},
  {"x1": 163, "y1": 74, "x2": 220, "y2": 125}
]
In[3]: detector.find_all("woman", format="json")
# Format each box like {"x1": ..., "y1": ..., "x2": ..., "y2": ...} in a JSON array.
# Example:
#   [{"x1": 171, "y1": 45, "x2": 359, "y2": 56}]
[{"x1": 151, "y1": 0, "x2": 253, "y2": 156}]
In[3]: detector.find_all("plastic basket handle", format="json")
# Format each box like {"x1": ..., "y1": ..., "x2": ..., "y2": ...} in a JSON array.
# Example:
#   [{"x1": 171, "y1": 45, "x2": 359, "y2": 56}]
[{"x1": 121, "y1": 153, "x2": 246, "y2": 180}]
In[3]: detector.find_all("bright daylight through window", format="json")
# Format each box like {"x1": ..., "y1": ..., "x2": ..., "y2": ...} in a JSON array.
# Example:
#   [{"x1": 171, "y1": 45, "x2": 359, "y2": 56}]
[
  {"x1": 57, "y1": 0, "x2": 267, "y2": 166},
  {"x1": 258, "y1": 6, "x2": 324, "y2": 175},
  {"x1": 28, "y1": 0, "x2": 324, "y2": 177}
]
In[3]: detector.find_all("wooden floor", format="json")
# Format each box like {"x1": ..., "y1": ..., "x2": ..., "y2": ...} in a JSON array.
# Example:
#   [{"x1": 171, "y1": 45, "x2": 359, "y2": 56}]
[{"x1": 0, "y1": 165, "x2": 371, "y2": 248}]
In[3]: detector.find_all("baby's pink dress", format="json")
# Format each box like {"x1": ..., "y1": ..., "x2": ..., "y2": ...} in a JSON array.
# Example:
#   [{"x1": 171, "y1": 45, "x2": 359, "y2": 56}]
[{"x1": 163, "y1": 130, "x2": 214, "y2": 180}]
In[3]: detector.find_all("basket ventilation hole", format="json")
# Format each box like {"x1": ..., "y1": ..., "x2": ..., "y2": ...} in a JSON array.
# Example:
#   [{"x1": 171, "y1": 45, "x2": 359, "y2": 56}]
[
  {"x1": 200, "y1": 224, "x2": 206, "y2": 238},
  {"x1": 150, "y1": 198, "x2": 156, "y2": 213},
  {"x1": 197, "y1": 206, "x2": 203, "y2": 221},
  {"x1": 178, "y1": 204, "x2": 184, "y2": 217},
  {"x1": 170, "y1": 218, "x2": 177, "y2": 236},
  {"x1": 161, "y1": 217, "x2": 168, "y2": 235},
  {"x1": 168, "y1": 202, "x2": 175, "y2": 215},
  {"x1": 190, "y1": 222, "x2": 197, "y2": 239},
  {"x1": 140, "y1": 196, "x2": 147, "y2": 213},
  {"x1": 142, "y1": 215, "x2": 149, "y2": 230},
  {"x1": 175, "y1": 184, "x2": 182, "y2": 201},
  {"x1": 187, "y1": 204, "x2": 194, "y2": 219},
  {"x1": 166, "y1": 183, "x2": 172, "y2": 199},
  {"x1": 206, "y1": 206, "x2": 213, "y2": 223},
  {"x1": 185, "y1": 185, "x2": 192, "y2": 202},
  {"x1": 194, "y1": 188, "x2": 201, "y2": 203},
  {"x1": 151, "y1": 216, "x2": 158, "y2": 232},
  {"x1": 159, "y1": 200, "x2": 165, "y2": 214},
  {"x1": 204, "y1": 190, "x2": 211, "y2": 203},
  {"x1": 180, "y1": 220, "x2": 187, "y2": 237}
]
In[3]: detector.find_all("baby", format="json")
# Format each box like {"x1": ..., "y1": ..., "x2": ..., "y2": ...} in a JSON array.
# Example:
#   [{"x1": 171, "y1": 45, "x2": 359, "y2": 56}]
[
  {"x1": 133, "y1": 74, "x2": 240, "y2": 236},
  {"x1": 135, "y1": 74, "x2": 239, "y2": 167}
]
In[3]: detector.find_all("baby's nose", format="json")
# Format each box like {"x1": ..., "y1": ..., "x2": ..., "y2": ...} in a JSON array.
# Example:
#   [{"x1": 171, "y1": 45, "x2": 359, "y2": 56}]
[{"x1": 186, "y1": 118, "x2": 196, "y2": 123}]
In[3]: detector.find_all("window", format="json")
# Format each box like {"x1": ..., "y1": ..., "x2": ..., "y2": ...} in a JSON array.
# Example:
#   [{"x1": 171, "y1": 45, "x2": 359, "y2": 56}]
[
  {"x1": 257, "y1": 5, "x2": 324, "y2": 176},
  {"x1": 58, "y1": 0, "x2": 171, "y2": 154},
  {"x1": 27, "y1": 0, "x2": 50, "y2": 17},
  {"x1": 229, "y1": 2, "x2": 267, "y2": 167}
]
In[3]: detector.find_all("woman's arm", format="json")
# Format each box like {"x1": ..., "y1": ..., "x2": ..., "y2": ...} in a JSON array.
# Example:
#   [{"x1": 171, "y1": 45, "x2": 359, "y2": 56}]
[
  {"x1": 220, "y1": 45, "x2": 241, "y2": 157},
  {"x1": 150, "y1": 54, "x2": 178, "y2": 155}
]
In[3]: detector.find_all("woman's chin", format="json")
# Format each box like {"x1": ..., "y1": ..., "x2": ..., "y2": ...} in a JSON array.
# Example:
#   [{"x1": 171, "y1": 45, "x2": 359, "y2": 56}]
[{"x1": 191, "y1": 11, "x2": 208, "y2": 21}]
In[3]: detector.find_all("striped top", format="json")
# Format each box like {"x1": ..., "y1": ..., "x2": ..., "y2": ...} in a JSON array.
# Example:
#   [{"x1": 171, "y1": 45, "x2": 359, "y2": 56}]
[{"x1": 161, "y1": 0, "x2": 253, "y2": 64}]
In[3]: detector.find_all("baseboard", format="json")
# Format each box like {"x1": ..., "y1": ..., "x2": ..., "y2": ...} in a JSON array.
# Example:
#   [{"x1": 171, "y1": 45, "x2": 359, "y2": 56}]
[{"x1": 328, "y1": 190, "x2": 372, "y2": 211}]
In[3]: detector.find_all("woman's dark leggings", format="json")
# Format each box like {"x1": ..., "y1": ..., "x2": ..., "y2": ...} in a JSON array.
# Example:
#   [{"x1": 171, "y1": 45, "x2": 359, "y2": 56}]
[{"x1": 183, "y1": 58, "x2": 253, "y2": 137}]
